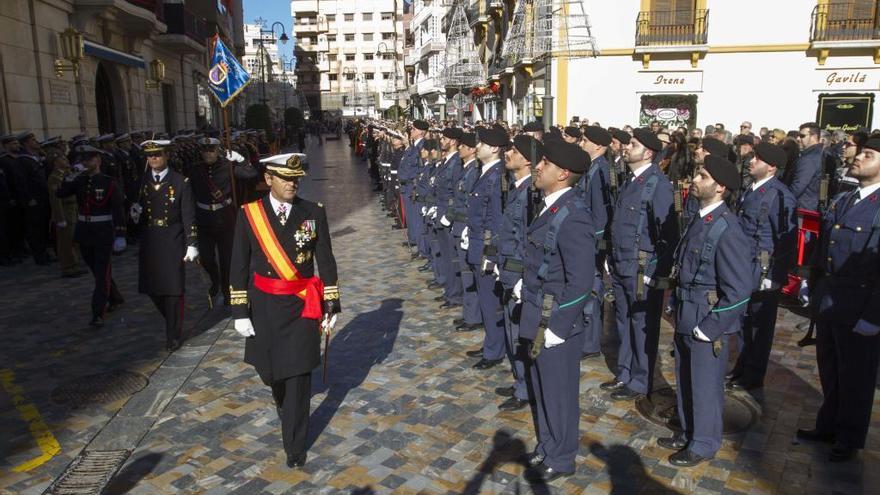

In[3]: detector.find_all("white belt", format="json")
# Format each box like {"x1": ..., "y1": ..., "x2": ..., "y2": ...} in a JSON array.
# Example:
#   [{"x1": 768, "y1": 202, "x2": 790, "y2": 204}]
[
  {"x1": 197, "y1": 198, "x2": 232, "y2": 211},
  {"x1": 380, "y1": 162, "x2": 391, "y2": 168},
  {"x1": 390, "y1": 170, "x2": 398, "y2": 175},
  {"x1": 77, "y1": 214, "x2": 112, "y2": 222}
]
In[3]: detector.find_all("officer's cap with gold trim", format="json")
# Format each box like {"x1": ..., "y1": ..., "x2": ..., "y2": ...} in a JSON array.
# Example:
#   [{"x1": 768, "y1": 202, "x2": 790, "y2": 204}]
[
  {"x1": 141, "y1": 140, "x2": 172, "y2": 154},
  {"x1": 197, "y1": 137, "x2": 222, "y2": 147},
  {"x1": 260, "y1": 153, "x2": 307, "y2": 179}
]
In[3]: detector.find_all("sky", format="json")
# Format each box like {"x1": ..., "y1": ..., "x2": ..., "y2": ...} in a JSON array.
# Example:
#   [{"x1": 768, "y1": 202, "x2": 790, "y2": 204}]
[{"x1": 242, "y1": 0, "x2": 294, "y2": 62}]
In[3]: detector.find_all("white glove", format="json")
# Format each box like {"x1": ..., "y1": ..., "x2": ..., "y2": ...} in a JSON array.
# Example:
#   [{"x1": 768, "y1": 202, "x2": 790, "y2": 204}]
[
  {"x1": 130, "y1": 203, "x2": 143, "y2": 223},
  {"x1": 421, "y1": 206, "x2": 427, "y2": 216},
  {"x1": 234, "y1": 318, "x2": 255, "y2": 337},
  {"x1": 759, "y1": 278, "x2": 779, "y2": 291},
  {"x1": 321, "y1": 313, "x2": 338, "y2": 335},
  {"x1": 227, "y1": 150, "x2": 245, "y2": 162},
  {"x1": 692, "y1": 326, "x2": 711, "y2": 342},
  {"x1": 493, "y1": 265, "x2": 500, "y2": 280},
  {"x1": 428, "y1": 206, "x2": 437, "y2": 219},
  {"x1": 56, "y1": 221, "x2": 67, "y2": 229},
  {"x1": 513, "y1": 279, "x2": 523, "y2": 304},
  {"x1": 440, "y1": 215, "x2": 451, "y2": 227},
  {"x1": 544, "y1": 328, "x2": 565, "y2": 348},
  {"x1": 798, "y1": 279, "x2": 810, "y2": 307},
  {"x1": 603, "y1": 259, "x2": 610, "y2": 275},
  {"x1": 460, "y1": 228, "x2": 470, "y2": 250},
  {"x1": 481, "y1": 258, "x2": 493, "y2": 273},
  {"x1": 183, "y1": 246, "x2": 199, "y2": 262},
  {"x1": 112, "y1": 237, "x2": 126, "y2": 253}
]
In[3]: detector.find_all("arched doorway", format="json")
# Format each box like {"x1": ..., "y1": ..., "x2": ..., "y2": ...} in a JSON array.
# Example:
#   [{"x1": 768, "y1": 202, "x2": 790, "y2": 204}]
[{"x1": 95, "y1": 62, "x2": 116, "y2": 134}]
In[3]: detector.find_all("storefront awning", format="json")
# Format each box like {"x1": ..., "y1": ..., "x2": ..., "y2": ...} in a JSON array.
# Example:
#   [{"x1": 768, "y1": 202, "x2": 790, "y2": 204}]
[{"x1": 84, "y1": 40, "x2": 146, "y2": 69}]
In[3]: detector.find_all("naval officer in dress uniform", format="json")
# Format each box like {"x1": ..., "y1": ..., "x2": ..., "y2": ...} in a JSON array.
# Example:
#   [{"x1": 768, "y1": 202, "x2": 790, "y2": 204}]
[
  {"x1": 519, "y1": 137, "x2": 594, "y2": 482},
  {"x1": 130, "y1": 140, "x2": 199, "y2": 351},
  {"x1": 797, "y1": 138, "x2": 880, "y2": 462},
  {"x1": 658, "y1": 155, "x2": 752, "y2": 467},
  {"x1": 229, "y1": 153, "x2": 341, "y2": 469}
]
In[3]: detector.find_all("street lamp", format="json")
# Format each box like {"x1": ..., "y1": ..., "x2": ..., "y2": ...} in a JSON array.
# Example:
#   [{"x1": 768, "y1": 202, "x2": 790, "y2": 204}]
[
  {"x1": 256, "y1": 20, "x2": 289, "y2": 105},
  {"x1": 145, "y1": 58, "x2": 166, "y2": 89},
  {"x1": 54, "y1": 27, "x2": 84, "y2": 78}
]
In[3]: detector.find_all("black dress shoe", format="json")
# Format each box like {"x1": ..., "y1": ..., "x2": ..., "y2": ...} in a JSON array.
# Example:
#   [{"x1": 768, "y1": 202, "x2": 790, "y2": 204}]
[
  {"x1": 401, "y1": 242, "x2": 411, "y2": 248},
  {"x1": 410, "y1": 253, "x2": 421, "y2": 260},
  {"x1": 427, "y1": 281, "x2": 442, "y2": 290},
  {"x1": 726, "y1": 380, "x2": 762, "y2": 392},
  {"x1": 725, "y1": 370, "x2": 742, "y2": 381},
  {"x1": 472, "y1": 358, "x2": 503, "y2": 370},
  {"x1": 522, "y1": 451, "x2": 544, "y2": 468},
  {"x1": 796, "y1": 428, "x2": 835, "y2": 443},
  {"x1": 465, "y1": 348, "x2": 484, "y2": 358},
  {"x1": 453, "y1": 318, "x2": 466, "y2": 326},
  {"x1": 286, "y1": 453, "x2": 307, "y2": 468},
  {"x1": 581, "y1": 351, "x2": 602, "y2": 361},
  {"x1": 657, "y1": 436, "x2": 687, "y2": 450},
  {"x1": 439, "y1": 302, "x2": 459, "y2": 310},
  {"x1": 498, "y1": 396, "x2": 528, "y2": 411},
  {"x1": 524, "y1": 464, "x2": 573, "y2": 482},
  {"x1": 165, "y1": 339, "x2": 182, "y2": 352},
  {"x1": 455, "y1": 323, "x2": 482, "y2": 332},
  {"x1": 434, "y1": 295, "x2": 446, "y2": 301},
  {"x1": 495, "y1": 386, "x2": 515, "y2": 397},
  {"x1": 610, "y1": 387, "x2": 642, "y2": 401},
  {"x1": 829, "y1": 444, "x2": 857, "y2": 462},
  {"x1": 668, "y1": 449, "x2": 711, "y2": 467},
  {"x1": 418, "y1": 264, "x2": 432, "y2": 272},
  {"x1": 599, "y1": 379, "x2": 626, "y2": 391},
  {"x1": 89, "y1": 316, "x2": 104, "y2": 328}
]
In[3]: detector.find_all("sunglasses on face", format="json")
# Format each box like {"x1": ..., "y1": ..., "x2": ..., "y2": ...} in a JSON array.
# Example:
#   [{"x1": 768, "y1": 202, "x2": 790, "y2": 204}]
[{"x1": 798, "y1": 134, "x2": 809, "y2": 138}]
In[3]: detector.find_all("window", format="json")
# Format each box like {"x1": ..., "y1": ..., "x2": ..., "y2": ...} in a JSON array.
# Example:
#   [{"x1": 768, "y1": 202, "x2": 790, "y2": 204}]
[
  {"x1": 382, "y1": 72, "x2": 391, "y2": 80},
  {"x1": 381, "y1": 12, "x2": 393, "y2": 21},
  {"x1": 364, "y1": 53, "x2": 374, "y2": 60},
  {"x1": 345, "y1": 34, "x2": 355, "y2": 42},
  {"x1": 309, "y1": 36, "x2": 317, "y2": 44},
  {"x1": 326, "y1": 14, "x2": 335, "y2": 22},
  {"x1": 345, "y1": 73, "x2": 355, "y2": 80},
  {"x1": 363, "y1": 33, "x2": 373, "y2": 42},
  {"x1": 328, "y1": 54, "x2": 337, "y2": 62},
  {"x1": 345, "y1": 54, "x2": 355, "y2": 61},
  {"x1": 363, "y1": 13, "x2": 373, "y2": 21},
  {"x1": 382, "y1": 32, "x2": 394, "y2": 40},
  {"x1": 327, "y1": 34, "x2": 336, "y2": 42},
  {"x1": 382, "y1": 53, "x2": 394, "y2": 60},
  {"x1": 329, "y1": 74, "x2": 338, "y2": 81},
  {"x1": 364, "y1": 72, "x2": 374, "y2": 80},
  {"x1": 344, "y1": 13, "x2": 354, "y2": 22}
]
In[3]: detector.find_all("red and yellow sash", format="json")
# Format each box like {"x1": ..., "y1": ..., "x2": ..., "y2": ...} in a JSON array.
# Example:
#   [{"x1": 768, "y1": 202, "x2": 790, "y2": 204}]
[{"x1": 243, "y1": 201, "x2": 324, "y2": 319}]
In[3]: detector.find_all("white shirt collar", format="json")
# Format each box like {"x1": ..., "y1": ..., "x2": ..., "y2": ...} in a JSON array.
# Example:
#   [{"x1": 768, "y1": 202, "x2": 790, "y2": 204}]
[
  {"x1": 514, "y1": 175, "x2": 530, "y2": 188},
  {"x1": 750, "y1": 176, "x2": 773, "y2": 191},
  {"x1": 268, "y1": 194, "x2": 292, "y2": 214},
  {"x1": 152, "y1": 167, "x2": 169, "y2": 182},
  {"x1": 413, "y1": 138, "x2": 423, "y2": 147},
  {"x1": 444, "y1": 151, "x2": 457, "y2": 162},
  {"x1": 856, "y1": 182, "x2": 880, "y2": 204},
  {"x1": 540, "y1": 187, "x2": 572, "y2": 215},
  {"x1": 699, "y1": 200, "x2": 724, "y2": 218},
  {"x1": 481, "y1": 159, "x2": 501, "y2": 177},
  {"x1": 463, "y1": 158, "x2": 477, "y2": 168},
  {"x1": 630, "y1": 162, "x2": 652, "y2": 181}
]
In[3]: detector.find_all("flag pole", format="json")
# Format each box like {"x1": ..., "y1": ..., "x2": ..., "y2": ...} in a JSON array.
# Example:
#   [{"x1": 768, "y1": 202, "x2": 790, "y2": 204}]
[{"x1": 213, "y1": 31, "x2": 239, "y2": 208}]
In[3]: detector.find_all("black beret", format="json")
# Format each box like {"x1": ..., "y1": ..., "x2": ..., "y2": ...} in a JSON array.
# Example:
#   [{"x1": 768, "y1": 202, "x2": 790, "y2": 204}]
[
  {"x1": 74, "y1": 144, "x2": 102, "y2": 156},
  {"x1": 412, "y1": 120, "x2": 429, "y2": 131},
  {"x1": 863, "y1": 138, "x2": 880, "y2": 152},
  {"x1": 611, "y1": 128, "x2": 631, "y2": 144},
  {"x1": 512, "y1": 135, "x2": 545, "y2": 164},
  {"x1": 548, "y1": 126, "x2": 562, "y2": 137},
  {"x1": 477, "y1": 126, "x2": 509, "y2": 147},
  {"x1": 460, "y1": 132, "x2": 477, "y2": 148},
  {"x1": 564, "y1": 126, "x2": 582, "y2": 139},
  {"x1": 442, "y1": 127, "x2": 462, "y2": 140},
  {"x1": 422, "y1": 139, "x2": 438, "y2": 152},
  {"x1": 543, "y1": 139, "x2": 588, "y2": 173},
  {"x1": 632, "y1": 128, "x2": 663, "y2": 152},
  {"x1": 704, "y1": 155, "x2": 741, "y2": 191},
  {"x1": 583, "y1": 126, "x2": 612, "y2": 147},
  {"x1": 700, "y1": 137, "x2": 728, "y2": 157},
  {"x1": 523, "y1": 121, "x2": 543, "y2": 132},
  {"x1": 754, "y1": 142, "x2": 786, "y2": 168}
]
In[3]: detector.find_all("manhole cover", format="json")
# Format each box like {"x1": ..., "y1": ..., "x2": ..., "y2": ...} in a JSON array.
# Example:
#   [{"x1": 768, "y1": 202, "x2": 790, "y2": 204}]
[
  {"x1": 46, "y1": 449, "x2": 130, "y2": 495},
  {"x1": 636, "y1": 387, "x2": 757, "y2": 434},
  {"x1": 51, "y1": 370, "x2": 148, "y2": 407}
]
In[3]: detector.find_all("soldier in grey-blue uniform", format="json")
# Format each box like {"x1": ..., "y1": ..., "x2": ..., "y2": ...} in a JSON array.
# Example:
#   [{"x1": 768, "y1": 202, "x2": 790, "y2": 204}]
[
  {"x1": 491, "y1": 134, "x2": 544, "y2": 411},
  {"x1": 796, "y1": 138, "x2": 880, "y2": 463},
  {"x1": 462, "y1": 127, "x2": 506, "y2": 369},
  {"x1": 435, "y1": 128, "x2": 463, "y2": 309},
  {"x1": 398, "y1": 120, "x2": 428, "y2": 256},
  {"x1": 601, "y1": 128, "x2": 677, "y2": 401},
  {"x1": 658, "y1": 155, "x2": 752, "y2": 467},
  {"x1": 576, "y1": 126, "x2": 614, "y2": 360},
  {"x1": 519, "y1": 137, "x2": 594, "y2": 483},
  {"x1": 415, "y1": 140, "x2": 438, "y2": 264},
  {"x1": 450, "y1": 132, "x2": 483, "y2": 332},
  {"x1": 728, "y1": 142, "x2": 796, "y2": 391}
]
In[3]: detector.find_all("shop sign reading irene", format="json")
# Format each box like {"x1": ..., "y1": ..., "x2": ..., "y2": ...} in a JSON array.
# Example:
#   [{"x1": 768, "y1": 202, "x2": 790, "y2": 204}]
[
  {"x1": 636, "y1": 71, "x2": 703, "y2": 93},
  {"x1": 814, "y1": 68, "x2": 880, "y2": 92}
]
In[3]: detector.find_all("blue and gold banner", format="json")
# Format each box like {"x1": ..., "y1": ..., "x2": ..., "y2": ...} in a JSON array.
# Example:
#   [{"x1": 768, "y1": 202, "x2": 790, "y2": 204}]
[{"x1": 207, "y1": 35, "x2": 252, "y2": 108}]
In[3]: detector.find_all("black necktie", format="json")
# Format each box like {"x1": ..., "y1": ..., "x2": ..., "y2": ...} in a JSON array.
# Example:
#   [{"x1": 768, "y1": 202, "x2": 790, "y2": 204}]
[
  {"x1": 532, "y1": 200, "x2": 546, "y2": 222},
  {"x1": 155, "y1": 174, "x2": 160, "y2": 183}
]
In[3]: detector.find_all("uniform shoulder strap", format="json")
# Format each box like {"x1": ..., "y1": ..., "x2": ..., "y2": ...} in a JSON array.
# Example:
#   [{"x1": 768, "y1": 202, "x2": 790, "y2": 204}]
[
  {"x1": 694, "y1": 215, "x2": 729, "y2": 285},
  {"x1": 537, "y1": 204, "x2": 572, "y2": 281},
  {"x1": 635, "y1": 173, "x2": 660, "y2": 243}
]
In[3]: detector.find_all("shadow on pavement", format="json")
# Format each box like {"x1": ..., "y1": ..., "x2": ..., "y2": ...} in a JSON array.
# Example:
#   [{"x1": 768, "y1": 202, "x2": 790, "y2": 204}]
[
  {"x1": 462, "y1": 430, "x2": 550, "y2": 495},
  {"x1": 307, "y1": 298, "x2": 403, "y2": 449},
  {"x1": 102, "y1": 452, "x2": 164, "y2": 495},
  {"x1": 589, "y1": 442, "x2": 682, "y2": 494}
]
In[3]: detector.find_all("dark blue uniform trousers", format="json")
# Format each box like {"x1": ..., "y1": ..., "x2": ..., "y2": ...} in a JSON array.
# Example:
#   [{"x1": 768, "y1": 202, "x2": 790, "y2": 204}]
[
  {"x1": 734, "y1": 289, "x2": 779, "y2": 385},
  {"x1": 611, "y1": 274, "x2": 663, "y2": 395},
  {"x1": 437, "y1": 228, "x2": 461, "y2": 303},
  {"x1": 402, "y1": 187, "x2": 420, "y2": 247},
  {"x1": 417, "y1": 212, "x2": 431, "y2": 258},
  {"x1": 674, "y1": 332, "x2": 728, "y2": 458},
  {"x1": 456, "y1": 241, "x2": 482, "y2": 324},
  {"x1": 429, "y1": 227, "x2": 446, "y2": 286},
  {"x1": 815, "y1": 320, "x2": 880, "y2": 449},
  {"x1": 503, "y1": 298, "x2": 528, "y2": 401},
  {"x1": 524, "y1": 330, "x2": 584, "y2": 473},
  {"x1": 582, "y1": 271, "x2": 604, "y2": 354},
  {"x1": 474, "y1": 267, "x2": 505, "y2": 361}
]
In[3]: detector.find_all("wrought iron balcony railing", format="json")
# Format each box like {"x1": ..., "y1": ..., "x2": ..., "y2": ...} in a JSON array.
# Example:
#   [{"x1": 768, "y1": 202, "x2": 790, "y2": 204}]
[
  {"x1": 635, "y1": 9, "x2": 708, "y2": 46},
  {"x1": 811, "y1": 1, "x2": 880, "y2": 42}
]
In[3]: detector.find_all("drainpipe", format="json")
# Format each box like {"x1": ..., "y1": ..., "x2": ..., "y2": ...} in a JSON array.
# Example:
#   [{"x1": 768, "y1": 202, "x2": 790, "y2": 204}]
[{"x1": 27, "y1": 0, "x2": 50, "y2": 135}]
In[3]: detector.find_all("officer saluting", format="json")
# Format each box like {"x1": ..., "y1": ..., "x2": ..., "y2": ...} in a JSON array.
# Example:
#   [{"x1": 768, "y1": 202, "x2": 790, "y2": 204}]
[
  {"x1": 229, "y1": 153, "x2": 340, "y2": 469},
  {"x1": 658, "y1": 155, "x2": 752, "y2": 467},
  {"x1": 57, "y1": 145, "x2": 127, "y2": 327},
  {"x1": 130, "y1": 140, "x2": 199, "y2": 351},
  {"x1": 797, "y1": 138, "x2": 880, "y2": 462},
  {"x1": 519, "y1": 137, "x2": 594, "y2": 482}
]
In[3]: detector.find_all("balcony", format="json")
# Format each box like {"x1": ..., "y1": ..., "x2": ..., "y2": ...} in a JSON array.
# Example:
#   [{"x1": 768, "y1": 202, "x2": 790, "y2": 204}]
[
  {"x1": 633, "y1": 9, "x2": 709, "y2": 68},
  {"x1": 291, "y1": 0, "x2": 319, "y2": 14},
  {"x1": 156, "y1": 4, "x2": 210, "y2": 53},
  {"x1": 404, "y1": 47, "x2": 419, "y2": 66},
  {"x1": 74, "y1": 0, "x2": 166, "y2": 35},
  {"x1": 420, "y1": 38, "x2": 446, "y2": 58},
  {"x1": 296, "y1": 17, "x2": 329, "y2": 34},
  {"x1": 810, "y1": 2, "x2": 880, "y2": 64},
  {"x1": 468, "y1": 0, "x2": 489, "y2": 29}
]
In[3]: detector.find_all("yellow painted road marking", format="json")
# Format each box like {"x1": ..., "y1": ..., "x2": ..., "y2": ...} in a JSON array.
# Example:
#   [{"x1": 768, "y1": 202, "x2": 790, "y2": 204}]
[{"x1": 0, "y1": 368, "x2": 61, "y2": 472}]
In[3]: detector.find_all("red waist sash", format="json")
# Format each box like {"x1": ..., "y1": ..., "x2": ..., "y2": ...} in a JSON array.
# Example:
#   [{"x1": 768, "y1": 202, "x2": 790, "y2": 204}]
[{"x1": 253, "y1": 272, "x2": 324, "y2": 320}]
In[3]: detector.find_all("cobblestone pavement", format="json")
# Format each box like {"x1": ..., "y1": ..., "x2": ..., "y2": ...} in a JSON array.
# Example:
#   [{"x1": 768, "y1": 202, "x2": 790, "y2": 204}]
[{"x1": 2, "y1": 137, "x2": 878, "y2": 494}]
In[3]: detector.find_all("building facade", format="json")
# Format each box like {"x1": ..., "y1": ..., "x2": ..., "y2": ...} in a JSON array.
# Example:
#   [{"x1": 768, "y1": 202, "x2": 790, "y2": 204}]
[
  {"x1": 291, "y1": 0, "x2": 407, "y2": 116},
  {"x1": 0, "y1": 0, "x2": 245, "y2": 138},
  {"x1": 406, "y1": 0, "x2": 448, "y2": 119}
]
